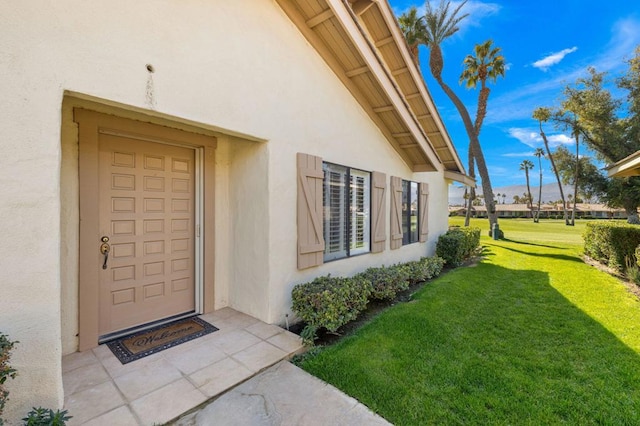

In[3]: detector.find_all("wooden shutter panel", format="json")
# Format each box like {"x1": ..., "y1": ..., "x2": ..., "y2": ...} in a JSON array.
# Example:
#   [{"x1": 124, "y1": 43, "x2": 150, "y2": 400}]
[
  {"x1": 390, "y1": 176, "x2": 403, "y2": 250},
  {"x1": 297, "y1": 153, "x2": 325, "y2": 269},
  {"x1": 419, "y1": 182, "x2": 429, "y2": 243},
  {"x1": 371, "y1": 171, "x2": 386, "y2": 253}
]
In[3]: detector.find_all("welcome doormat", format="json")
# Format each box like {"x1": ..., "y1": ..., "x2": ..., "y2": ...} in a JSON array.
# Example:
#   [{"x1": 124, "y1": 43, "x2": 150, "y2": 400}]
[{"x1": 106, "y1": 317, "x2": 218, "y2": 364}]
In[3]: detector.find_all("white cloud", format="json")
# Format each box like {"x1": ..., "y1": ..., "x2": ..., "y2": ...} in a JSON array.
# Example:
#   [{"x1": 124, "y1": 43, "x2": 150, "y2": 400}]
[
  {"x1": 452, "y1": 1, "x2": 501, "y2": 33},
  {"x1": 532, "y1": 47, "x2": 578, "y2": 71},
  {"x1": 507, "y1": 128, "x2": 540, "y2": 148},
  {"x1": 501, "y1": 152, "x2": 534, "y2": 158},
  {"x1": 507, "y1": 128, "x2": 572, "y2": 148},
  {"x1": 548, "y1": 134, "x2": 573, "y2": 145}
]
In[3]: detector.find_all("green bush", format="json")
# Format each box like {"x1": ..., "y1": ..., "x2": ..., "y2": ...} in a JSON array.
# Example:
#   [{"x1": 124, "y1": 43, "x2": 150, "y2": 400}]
[
  {"x1": 584, "y1": 222, "x2": 640, "y2": 271},
  {"x1": 404, "y1": 256, "x2": 445, "y2": 283},
  {"x1": 0, "y1": 333, "x2": 17, "y2": 425},
  {"x1": 292, "y1": 275, "x2": 371, "y2": 344},
  {"x1": 458, "y1": 227, "x2": 481, "y2": 258},
  {"x1": 356, "y1": 264, "x2": 410, "y2": 301},
  {"x1": 436, "y1": 227, "x2": 481, "y2": 267},
  {"x1": 22, "y1": 407, "x2": 72, "y2": 426}
]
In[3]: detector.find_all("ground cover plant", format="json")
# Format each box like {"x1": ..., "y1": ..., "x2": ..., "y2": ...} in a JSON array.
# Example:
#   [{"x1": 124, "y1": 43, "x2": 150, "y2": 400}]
[{"x1": 300, "y1": 218, "x2": 640, "y2": 424}]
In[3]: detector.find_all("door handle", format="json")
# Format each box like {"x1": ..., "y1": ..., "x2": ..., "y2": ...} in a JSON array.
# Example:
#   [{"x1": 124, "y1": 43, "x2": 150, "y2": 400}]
[{"x1": 100, "y1": 238, "x2": 110, "y2": 270}]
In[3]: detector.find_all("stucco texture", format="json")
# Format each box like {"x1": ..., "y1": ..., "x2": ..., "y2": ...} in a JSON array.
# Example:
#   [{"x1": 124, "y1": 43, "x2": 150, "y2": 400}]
[{"x1": 0, "y1": 0, "x2": 455, "y2": 421}]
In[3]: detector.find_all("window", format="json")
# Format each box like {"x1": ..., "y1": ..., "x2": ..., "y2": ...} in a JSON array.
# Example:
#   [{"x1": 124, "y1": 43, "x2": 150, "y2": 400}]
[
  {"x1": 322, "y1": 162, "x2": 371, "y2": 261},
  {"x1": 402, "y1": 180, "x2": 419, "y2": 245}
]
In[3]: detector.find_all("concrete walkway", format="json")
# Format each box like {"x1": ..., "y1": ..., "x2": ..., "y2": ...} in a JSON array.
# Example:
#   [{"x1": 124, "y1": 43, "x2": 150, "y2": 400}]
[{"x1": 171, "y1": 361, "x2": 391, "y2": 426}]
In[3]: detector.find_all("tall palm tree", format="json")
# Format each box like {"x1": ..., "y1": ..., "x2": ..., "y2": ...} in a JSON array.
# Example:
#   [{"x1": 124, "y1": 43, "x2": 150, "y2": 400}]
[
  {"x1": 420, "y1": 0, "x2": 500, "y2": 236},
  {"x1": 533, "y1": 148, "x2": 545, "y2": 222},
  {"x1": 460, "y1": 40, "x2": 506, "y2": 135},
  {"x1": 533, "y1": 107, "x2": 569, "y2": 225},
  {"x1": 520, "y1": 160, "x2": 534, "y2": 215},
  {"x1": 459, "y1": 40, "x2": 505, "y2": 227},
  {"x1": 398, "y1": 7, "x2": 427, "y2": 66}
]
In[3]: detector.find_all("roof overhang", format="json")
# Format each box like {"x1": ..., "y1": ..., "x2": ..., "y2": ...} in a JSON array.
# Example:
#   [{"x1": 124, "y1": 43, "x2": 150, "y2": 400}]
[
  {"x1": 606, "y1": 150, "x2": 640, "y2": 177},
  {"x1": 444, "y1": 171, "x2": 475, "y2": 187},
  {"x1": 276, "y1": 0, "x2": 468, "y2": 175}
]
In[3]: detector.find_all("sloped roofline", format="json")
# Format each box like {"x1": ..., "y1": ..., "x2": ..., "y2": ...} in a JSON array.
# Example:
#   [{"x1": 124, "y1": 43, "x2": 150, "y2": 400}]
[{"x1": 276, "y1": 0, "x2": 471, "y2": 184}]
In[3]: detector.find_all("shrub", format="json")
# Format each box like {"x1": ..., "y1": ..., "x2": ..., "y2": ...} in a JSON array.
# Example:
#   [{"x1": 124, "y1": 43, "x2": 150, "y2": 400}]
[
  {"x1": 404, "y1": 256, "x2": 445, "y2": 283},
  {"x1": 0, "y1": 333, "x2": 17, "y2": 425},
  {"x1": 436, "y1": 227, "x2": 481, "y2": 267},
  {"x1": 626, "y1": 257, "x2": 640, "y2": 286},
  {"x1": 458, "y1": 227, "x2": 481, "y2": 258},
  {"x1": 22, "y1": 407, "x2": 72, "y2": 426},
  {"x1": 356, "y1": 265, "x2": 410, "y2": 301},
  {"x1": 292, "y1": 275, "x2": 371, "y2": 344},
  {"x1": 584, "y1": 222, "x2": 640, "y2": 271}
]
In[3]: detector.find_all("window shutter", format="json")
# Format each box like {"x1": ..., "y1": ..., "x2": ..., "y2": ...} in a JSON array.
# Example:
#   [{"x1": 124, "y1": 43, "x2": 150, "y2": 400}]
[
  {"x1": 419, "y1": 182, "x2": 429, "y2": 243},
  {"x1": 390, "y1": 176, "x2": 403, "y2": 250},
  {"x1": 371, "y1": 171, "x2": 386, "y2": 253},
  {"x1": 297, "y1": 153, "x2": 325, "y2": 269}
]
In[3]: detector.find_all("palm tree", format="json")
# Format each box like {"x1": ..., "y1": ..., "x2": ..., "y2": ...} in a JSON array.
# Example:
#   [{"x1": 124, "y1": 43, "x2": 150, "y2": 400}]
[
  {"x1": 459, "y1": 40, "x2": 504, "y2": 227},
  {"x1": 460, "y1": 40, "x2": 506, "y2": 135},
  {"x1": 520, "y1": 159, "x2": 534, "y2": 216},
  {"x1": 420, "y1": 0, "x2": 500, "y2": 236},
  {"x1": 533, "y1": 148, "x2": 544, "y2": 222},
  {"x1": 533, "y1": 107, "x2": 569, "y2": 225},
  {"x1": 398, "y1": 7, "x2": 427, "y2": 66}
]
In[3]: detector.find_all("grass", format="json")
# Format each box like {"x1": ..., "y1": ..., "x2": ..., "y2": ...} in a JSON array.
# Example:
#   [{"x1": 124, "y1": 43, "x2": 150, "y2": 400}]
[{"x1": 299, "y1": 218, "x2": 640, "y2": 425}]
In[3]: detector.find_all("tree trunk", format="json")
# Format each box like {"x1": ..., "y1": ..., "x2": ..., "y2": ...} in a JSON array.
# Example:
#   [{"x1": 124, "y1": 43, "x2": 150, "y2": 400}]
[
  {"x1": 435, "y1": 75, "x2": 499, "y2": 235},
  {"x1": 536, "y1": 159, "x2": 543, "y2": 223},
  {"x1": 525, "y1": 170, "x2": 533, "y2": 218},
  {"x1": 540, "y1": 124, "x2": 569, "y2": 225},
  {"x1": 475, "y1": 85, "x2": 490, "y2": 135},
  {"x1": 464, "y1": 151, "x2": 475, "y2": 227},
  {"x1": 571, "y1": 132, "x2": 579, "y2": 226},
  {"x1": 430, "y1": 44, "x2": 444, "y2": 81}
]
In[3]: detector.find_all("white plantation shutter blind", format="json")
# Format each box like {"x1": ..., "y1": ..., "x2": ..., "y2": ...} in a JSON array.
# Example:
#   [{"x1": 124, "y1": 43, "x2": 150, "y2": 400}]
[
  {"x1": 390, "y1": 176, "x2": 403, "y2": 250},
  {"x1": 349, "y1": 169, "x2": 370, "y2": 256},
  {"x1": 371, "y1": 171, "x2": 386, "y2": 253},
  {"x1": 297, "y1": 153, "x2": 325, "y2": 269},
  {"x1": 323, "y1": 164, "x2": 348, "y2": 261},
  {"x1": 419, "y1": 182, "x2": 429, "y2": 243}
]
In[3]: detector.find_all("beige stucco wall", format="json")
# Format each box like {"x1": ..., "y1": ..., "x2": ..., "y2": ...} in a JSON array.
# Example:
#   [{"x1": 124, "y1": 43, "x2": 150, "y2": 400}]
[{"x1": 0, "y1": 0, "x2": 455, "y2": 421}]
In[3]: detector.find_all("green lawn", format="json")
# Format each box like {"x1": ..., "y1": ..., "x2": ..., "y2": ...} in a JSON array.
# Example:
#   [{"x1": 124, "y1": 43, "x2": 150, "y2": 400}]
[{"x1": 300, "y1": 218, "x2": 640, "y2": 425}]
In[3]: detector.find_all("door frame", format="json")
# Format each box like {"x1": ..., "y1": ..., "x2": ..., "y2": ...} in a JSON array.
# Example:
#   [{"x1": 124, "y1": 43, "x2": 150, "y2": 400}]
[{"x1": 75, "y1": 109, "x2": 216, "y2": 351}]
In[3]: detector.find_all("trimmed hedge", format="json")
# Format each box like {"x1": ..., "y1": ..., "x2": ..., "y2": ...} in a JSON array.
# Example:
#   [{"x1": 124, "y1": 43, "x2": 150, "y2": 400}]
[
  {"x1": 584, "y1": 222, "x2": 640, "y2": 271},
  {"x1": 292, "y1": 256, "x2": 446, "y2": 344},
  {"x1": 292, "y1": 275, "x2": 371, "y2": 343},
  {"x1": 436, "y1": 227, "x2": 481, "y2": 266},
  {"x1": 404, "y1": 256, "x2": 446, "y2": 284},
  {"x1": 356, "y1": 265, "x2": 410, "y2": 301}
]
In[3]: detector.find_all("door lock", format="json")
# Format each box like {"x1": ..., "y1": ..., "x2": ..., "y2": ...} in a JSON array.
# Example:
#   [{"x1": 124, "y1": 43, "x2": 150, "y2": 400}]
[{"x1": 100, "y1": 237, "x2": 111, "y2": 270}]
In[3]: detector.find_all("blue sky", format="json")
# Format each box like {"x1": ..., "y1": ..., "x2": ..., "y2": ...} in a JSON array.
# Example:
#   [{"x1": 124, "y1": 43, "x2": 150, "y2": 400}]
[{"x1": 388, "y1": 0, "x2": 640, "y2": 188}]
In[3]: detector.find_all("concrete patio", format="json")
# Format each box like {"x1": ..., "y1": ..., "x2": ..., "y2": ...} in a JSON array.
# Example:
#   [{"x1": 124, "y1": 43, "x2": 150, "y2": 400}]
[{"x1": 62, "y1": 308, "x2": 304, "y2": 425}]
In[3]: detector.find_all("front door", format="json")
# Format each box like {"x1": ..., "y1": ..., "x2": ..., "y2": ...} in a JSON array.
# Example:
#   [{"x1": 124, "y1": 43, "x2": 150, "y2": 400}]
[
  {"x1": 76, "y1": 109, "x2": 214, "y2": 349},
  {"x1": 98, "y1": 136, "x2": 196, "y2": 336}
]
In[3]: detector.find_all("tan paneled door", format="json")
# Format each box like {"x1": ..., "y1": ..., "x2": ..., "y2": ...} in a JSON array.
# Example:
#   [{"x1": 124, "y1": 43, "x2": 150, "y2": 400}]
[
  {"x1": 98, "y1": 136, "x2": 195, "y2": 335},
  {"x1": 75, "y1": 109, "x2": 216, "y2": 350}
]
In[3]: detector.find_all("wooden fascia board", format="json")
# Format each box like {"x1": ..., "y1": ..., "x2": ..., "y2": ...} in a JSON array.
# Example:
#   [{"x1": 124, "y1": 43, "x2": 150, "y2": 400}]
[
  {"x1": 607, "y1": 149, "x2": 640, "y2": 177},
  {"x1": 325, "y1": 0, "x2": 441, "y2": 172},
  {"x1": 274, "y1": 1, "x2": 418, "y2": 169},
  {"x1": 444, "y1": 170, "x2": 476, "y2": 187},
  {"x1": 374, "y1": 1, "x2": 466, "y2": 175}
]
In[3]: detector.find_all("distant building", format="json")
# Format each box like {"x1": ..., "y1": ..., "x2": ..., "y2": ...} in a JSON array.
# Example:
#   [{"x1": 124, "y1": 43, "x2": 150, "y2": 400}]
[{"x1": 450, "y1": 203, "x2": 628, "y2": 219}]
